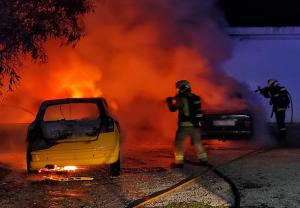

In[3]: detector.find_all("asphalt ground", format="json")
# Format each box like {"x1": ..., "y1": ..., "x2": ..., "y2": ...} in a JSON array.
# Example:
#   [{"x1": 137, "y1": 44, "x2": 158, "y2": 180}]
[
  {"x1": 0, "y1": 124, "x2": 299, "y2": 208},
  {"x1": 0, "y1": 147, "x2": 234, "y2": 208}
]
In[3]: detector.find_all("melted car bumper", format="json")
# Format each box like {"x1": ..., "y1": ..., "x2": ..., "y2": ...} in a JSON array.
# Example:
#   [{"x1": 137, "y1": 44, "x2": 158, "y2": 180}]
[{"x1": 30, "y1": 147, "x2": 119, "y2": 170}]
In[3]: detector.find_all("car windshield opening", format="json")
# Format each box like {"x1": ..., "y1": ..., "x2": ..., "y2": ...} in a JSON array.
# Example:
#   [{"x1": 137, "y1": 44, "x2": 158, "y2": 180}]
[{"x1": 43, "y1": 103, "x2": 99, "y2": 122}]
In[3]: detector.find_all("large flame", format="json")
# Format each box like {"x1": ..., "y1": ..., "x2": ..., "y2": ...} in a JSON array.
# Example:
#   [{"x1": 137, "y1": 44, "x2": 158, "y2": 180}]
[{"x1": 0, "y1": 0, "x2": 251, "y2": 168}]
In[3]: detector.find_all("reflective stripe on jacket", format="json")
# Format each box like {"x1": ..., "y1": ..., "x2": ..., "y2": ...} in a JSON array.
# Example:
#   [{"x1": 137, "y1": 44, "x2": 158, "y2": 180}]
[{"x1": 169, "y1": 92, "x2": 202, "y2": 127}]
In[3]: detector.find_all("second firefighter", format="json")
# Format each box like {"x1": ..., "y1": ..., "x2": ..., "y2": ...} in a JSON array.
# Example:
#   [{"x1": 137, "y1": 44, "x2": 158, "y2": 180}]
[
  {"x1": 256, "y1": 79, "x2": 291, "y2": 140},
  {"x1": 166, "y1": 80, "x2": 208, "y2": 168}
]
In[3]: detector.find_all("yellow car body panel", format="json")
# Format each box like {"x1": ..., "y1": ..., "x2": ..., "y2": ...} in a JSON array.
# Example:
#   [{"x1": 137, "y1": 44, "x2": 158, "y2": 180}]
[{"x1": 29, "y1": 124, "x2": 120, "y2": 171}]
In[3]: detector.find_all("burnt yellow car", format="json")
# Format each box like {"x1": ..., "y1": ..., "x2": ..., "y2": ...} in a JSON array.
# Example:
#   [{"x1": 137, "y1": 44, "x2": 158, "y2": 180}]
[{"x1": 26, "y1": 98, "x2": 121, "y2": 176}]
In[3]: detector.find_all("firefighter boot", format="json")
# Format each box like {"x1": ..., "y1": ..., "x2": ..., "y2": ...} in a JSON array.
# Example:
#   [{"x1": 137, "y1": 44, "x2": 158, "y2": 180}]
[
  {"x1": 197, "y1": 152, "x2": 209, "y2": 166},
  {"x1": 171, "y1": 152, "x2": 184, "y2": 168},
  {"x1": 197, "y1": 159, "x2": 209, "y2": 166},
  {"x1": 170, "y1": 162, "x2": 184, "y2": 169},
  {"x1": 278, "y1": 128, "x2": 287, "y2": 145}
]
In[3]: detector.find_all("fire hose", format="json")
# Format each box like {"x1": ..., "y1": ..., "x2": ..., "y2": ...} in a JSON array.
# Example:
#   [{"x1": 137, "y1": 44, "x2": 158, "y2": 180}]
[
  {"x1": 287, "y1": 92, "x2": 294, "y2": 125},
  {"x1": 126, "y1": 148, "x2": 273, "y2": 208},
  {"x1": 46, "y1": 176, "x2": 94, "y2": 182}
]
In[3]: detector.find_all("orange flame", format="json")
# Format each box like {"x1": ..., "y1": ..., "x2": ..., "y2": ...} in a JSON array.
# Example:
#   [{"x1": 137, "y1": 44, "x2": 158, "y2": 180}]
[
  {"x1": 0, "y1": 1, "x2": 251, "y2": 169},
  {"x1": 62, "y1": 166, "x2": 78, "y2": 171},
  {"x1": 39, "y1": 165, "x2": 79, "y2": 173}
]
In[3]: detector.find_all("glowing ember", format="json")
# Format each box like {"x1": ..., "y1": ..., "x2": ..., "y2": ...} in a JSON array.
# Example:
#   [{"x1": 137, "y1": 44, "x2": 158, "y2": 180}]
[
  {"x1": 38, "y1": 165, "x2": 79, "y2": 172},
  {"x1": 63, "y1": 166, "x2": 78, "y2": 171}
]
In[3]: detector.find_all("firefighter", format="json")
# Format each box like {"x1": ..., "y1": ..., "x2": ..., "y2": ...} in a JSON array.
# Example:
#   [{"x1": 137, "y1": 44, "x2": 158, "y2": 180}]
[
  {"x1": 256, "y1": 79, "x2": 290, "y2": 140},
  {"x1": 166, "y1": 80, "x2": 208, "y2": 168}
]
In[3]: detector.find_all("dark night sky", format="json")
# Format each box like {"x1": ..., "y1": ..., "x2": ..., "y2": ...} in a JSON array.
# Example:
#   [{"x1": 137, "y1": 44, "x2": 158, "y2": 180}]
[{"x1": 218, "y1": 0, "x2": 300, "y2": 27}]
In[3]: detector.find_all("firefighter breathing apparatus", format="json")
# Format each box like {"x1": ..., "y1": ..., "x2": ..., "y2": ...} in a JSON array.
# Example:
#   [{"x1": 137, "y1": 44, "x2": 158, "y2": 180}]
[{"x1": 255, "y1": 85, "x2": 294, "y2": 125}]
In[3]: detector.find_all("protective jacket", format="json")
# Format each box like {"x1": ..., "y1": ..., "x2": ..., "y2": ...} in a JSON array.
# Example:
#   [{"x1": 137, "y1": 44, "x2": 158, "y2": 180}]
[
  {"x1": 258, "y1": 83, "x2": 290, "y2": 138},
  {"x1": 259, "y1": 85, "x2": 290, "y2": 111},
  {"x1": 167, "y1": 92, "x2": 203, "y2": 127}
]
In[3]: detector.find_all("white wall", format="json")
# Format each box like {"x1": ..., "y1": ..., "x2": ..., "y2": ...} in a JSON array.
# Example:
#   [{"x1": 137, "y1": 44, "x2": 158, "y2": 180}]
[{"x1": 223, "y1": 27, "x2": 300, "y2": 121}]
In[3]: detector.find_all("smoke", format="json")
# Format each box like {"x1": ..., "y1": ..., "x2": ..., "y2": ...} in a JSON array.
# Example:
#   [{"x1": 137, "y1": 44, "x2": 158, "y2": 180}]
[
  {"x1": 0, "y1": 124, "x2": 27, "y2": 170},
  {"x1": 234, "y1": 83, "x2": 275, "y2": 146},
  {"x1": 78, "y1": 0, "x2": 246, "y2": 147},
  {"x1": 0, "y1": 0, "x2": 262, "y2": 168}
]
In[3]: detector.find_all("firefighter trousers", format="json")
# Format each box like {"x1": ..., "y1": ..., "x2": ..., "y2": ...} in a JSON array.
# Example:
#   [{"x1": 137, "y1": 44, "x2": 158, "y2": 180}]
[
  {"x1": 275, "y1": 109, "x2": 287, "y2": 139},
  {"x1": 174, "y1": 127, "x2": 207, "y2": 164}
]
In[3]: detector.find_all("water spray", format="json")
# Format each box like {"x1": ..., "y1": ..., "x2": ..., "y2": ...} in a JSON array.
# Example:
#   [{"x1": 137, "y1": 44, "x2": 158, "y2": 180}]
[{"x1": 0, "y1": 104, "x2": 35, "y2": 117}]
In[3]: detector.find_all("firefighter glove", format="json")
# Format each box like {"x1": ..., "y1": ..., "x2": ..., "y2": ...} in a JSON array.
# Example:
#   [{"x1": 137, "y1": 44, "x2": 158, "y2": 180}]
[
  {"x1": 255, "y1": 86, "x2": 262, "y2": 93},
  {"x1": 166, "y1": 97, "x2": 174, "y2": 103}
]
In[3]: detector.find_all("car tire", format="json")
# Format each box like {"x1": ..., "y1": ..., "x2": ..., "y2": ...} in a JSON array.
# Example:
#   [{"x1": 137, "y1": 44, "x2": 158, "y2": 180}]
[
  {"x1": 26, "y1": 150, "x2": 33, "y2": 175},
  {"x1": 109, "y1": 155, "x2": 120, "y2": 177},
  {"x1": 26, "y1": 150, "x2": 38, "y2": 175},
  {"x1": 26, "y1": 156, "x2": 32, "y2": 175}
]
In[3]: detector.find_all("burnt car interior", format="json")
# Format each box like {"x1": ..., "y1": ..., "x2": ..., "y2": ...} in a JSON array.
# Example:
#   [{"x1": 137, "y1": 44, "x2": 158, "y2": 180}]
[
  {"x1": 41, "y1": 103, "x2": 101, "y2": 140},
  {"x1": 27, "y1": 99, "x2": 111, "y2": 151}
]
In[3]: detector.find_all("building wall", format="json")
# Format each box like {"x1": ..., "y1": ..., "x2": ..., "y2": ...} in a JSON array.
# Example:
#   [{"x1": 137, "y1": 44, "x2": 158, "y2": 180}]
[{"x1": 224, "y1": 27, "x2": 299, "y2": 121}]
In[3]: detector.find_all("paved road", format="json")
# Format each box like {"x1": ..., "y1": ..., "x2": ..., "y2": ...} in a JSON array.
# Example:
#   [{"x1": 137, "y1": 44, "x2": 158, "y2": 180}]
[
  {"x1": 0, "y1": 147, "x2": 233, "y2": 208},
  {"x1": 0, "y1": 124, "x2": 299, "y2": 207},
  {"x1": 219, "y1": 148, "x2": 300, "y2": 208}
]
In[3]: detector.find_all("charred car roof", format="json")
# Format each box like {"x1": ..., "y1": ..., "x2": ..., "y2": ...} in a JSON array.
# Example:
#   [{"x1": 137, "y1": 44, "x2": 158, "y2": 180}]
[{"x1": 40, "y1": 97, "x2": 106, "y2": 106}]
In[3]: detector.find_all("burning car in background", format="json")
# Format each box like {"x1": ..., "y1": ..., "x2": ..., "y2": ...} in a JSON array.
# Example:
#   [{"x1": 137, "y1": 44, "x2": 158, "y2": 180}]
[
  {"x1": 26, "y1": 98, "x2": 121, "y2": 176},
  {"x1": 201, "y1": 110, "x2": 253, "y2": 140}
]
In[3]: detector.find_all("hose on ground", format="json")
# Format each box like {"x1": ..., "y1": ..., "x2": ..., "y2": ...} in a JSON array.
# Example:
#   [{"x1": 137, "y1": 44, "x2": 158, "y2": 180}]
[{"x1": 126, "y1": 148, "x2": 271, "y2": 208}]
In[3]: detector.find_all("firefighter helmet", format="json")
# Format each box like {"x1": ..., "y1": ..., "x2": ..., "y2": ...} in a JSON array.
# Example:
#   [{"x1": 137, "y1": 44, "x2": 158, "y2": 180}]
[
  {"x1": 176, "y1": 80, "x2": 191, "y2": 90},
  {"x1": 268, "y1": 79, "x2": 278, "y2": 87}
]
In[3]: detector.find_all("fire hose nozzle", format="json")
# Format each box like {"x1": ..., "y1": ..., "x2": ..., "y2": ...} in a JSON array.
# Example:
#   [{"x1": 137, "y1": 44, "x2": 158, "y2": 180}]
[
  {"x1": 166, "y1": 96, "x2": 175, "y2": 103},
  {"x1": 255, "y1": 86, "x2": 262, "y2": 93}
]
